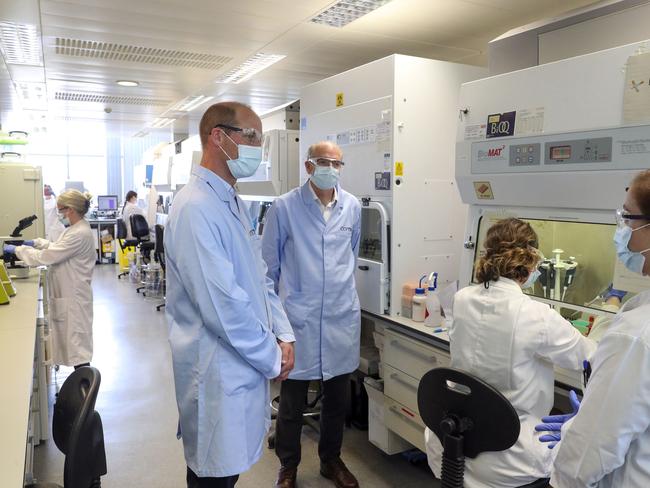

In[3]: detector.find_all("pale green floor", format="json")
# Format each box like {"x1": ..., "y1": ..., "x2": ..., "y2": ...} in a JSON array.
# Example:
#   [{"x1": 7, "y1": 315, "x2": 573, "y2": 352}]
[{"x1": 33, "y1": 265, "x2": 437, "y2": 487}]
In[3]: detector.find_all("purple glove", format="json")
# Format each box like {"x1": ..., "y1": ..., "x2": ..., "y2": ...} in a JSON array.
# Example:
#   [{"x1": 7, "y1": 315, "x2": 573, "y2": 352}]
[
  {"x1": 3, "y1": 244, "x2": 16, "y2": 254},
  {"x1": 535, "y1": 390, "x2": 581, "y2": 449},
  {"x1": 23, "y1": 240, "x2": 35, "y2": 247},
  {"x1": 604, "y1": 285, "x2": 627, "y2": 300}
]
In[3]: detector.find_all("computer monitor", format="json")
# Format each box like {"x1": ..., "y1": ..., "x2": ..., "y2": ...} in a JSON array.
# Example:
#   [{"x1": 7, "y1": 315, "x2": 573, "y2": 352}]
[{"x1": 97, "y1": 195, "x2": 118, "y2": 211}]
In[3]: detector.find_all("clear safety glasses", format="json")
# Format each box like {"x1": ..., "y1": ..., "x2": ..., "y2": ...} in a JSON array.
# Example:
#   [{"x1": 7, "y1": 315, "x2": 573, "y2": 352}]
[
  {"x1": 214, "y1": 124, "x2": 265, "y2": 146},
  {"x1": 615, "y1": 208, "x2": 650, "y2": 228},
  {"x1": 307, "y1": 157, "x2": 345, "y2": 169}
]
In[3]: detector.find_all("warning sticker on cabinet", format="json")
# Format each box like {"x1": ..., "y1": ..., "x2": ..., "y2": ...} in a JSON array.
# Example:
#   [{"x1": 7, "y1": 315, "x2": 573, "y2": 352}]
[
  {"x1": 464, "y1": 123, "x2": 487, "y2": 140},
  {"x1": 516, "y1": 107, "x2": 544, "y2": 136},
  {"x1": 395, "y1": 161, "x2": 404, "y2": 176},
  {"x1": 473, "y1": 181, "x2": 494, "y2": 200}
]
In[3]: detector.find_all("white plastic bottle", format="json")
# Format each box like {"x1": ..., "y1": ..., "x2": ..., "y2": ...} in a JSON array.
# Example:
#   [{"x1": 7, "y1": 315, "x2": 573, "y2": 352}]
[
  {"x1": 424, "y1": 272, "x2": 442, "y2": 328},
  {"x1": 412, "y1": 287, "x2": 427, "y2": 322}
]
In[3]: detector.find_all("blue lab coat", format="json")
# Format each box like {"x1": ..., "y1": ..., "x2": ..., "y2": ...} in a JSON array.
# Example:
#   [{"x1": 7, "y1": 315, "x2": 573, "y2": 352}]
[
  {"x1": 164, "y1": 165, "x2": 294, "y2": 477},
  {"x1": 262, "y1": 181, "x2": 361, "y2": 381}
]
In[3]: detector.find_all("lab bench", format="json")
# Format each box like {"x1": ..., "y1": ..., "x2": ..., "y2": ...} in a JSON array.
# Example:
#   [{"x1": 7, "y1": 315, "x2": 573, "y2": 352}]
[
  {"x1": 0, "y1": 270, "x2": 50, "y2": 487},
  {"x1": 88, "y1": 218, "x2": 117, "y2": 264},
  {"x1": 362, "y1": 310, "x2": 583, "y2": 454}
]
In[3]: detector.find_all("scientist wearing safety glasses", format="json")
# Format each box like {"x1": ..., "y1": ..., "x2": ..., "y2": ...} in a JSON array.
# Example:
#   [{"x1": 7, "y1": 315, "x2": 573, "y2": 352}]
[
  {"x1": 262, "y1": 141, "x2": 362, "y2": 488},
  {"x1": 164, "y1": 101, "x2": 295, "y2": 488},
  {"x1": 538, "y1": 169, "x2": 650, "y2": 488}
]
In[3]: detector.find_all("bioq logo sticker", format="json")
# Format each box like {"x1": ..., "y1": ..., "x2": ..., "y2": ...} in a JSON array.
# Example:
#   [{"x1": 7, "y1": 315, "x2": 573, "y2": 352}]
[
  {"x1": 486, "y1": 111, "x2": 516, "y2": 138},
  {"x1": 477, "y1": 145, "x2": 506, "y2": 161}
]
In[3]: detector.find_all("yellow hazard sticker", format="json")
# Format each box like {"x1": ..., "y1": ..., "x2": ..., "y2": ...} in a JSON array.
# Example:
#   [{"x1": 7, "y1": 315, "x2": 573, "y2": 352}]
[
  {"x1": 395, "y1": 161, "x2": 404, "y2": 177},
  {"x1": 336, "y1": 92, "x2": 344, "y2": 107},
  {"x1": 473, "y1": 181, "x2": 494, "y2": 200}
]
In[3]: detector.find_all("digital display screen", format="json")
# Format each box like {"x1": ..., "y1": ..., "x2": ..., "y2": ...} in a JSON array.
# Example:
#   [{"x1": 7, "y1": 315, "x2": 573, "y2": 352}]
[
  {"x1": 98, "y1": 195, "x2": 118, "y2": 210},
  {"x1": 550, "y1": 145, "x2": 572, "y2": 160}
]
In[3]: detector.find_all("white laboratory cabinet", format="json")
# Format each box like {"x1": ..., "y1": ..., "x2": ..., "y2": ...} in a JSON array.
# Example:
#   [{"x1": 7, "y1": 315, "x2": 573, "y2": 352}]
[
  {"x1": 0, "y1": 163, "x2": 45, "y2": 240},
  {"x1": 237, "y1": 129, "x2": 300, "y2": 199},
  {"x1": 300, "y1": 54, "x2": 486, "y2": 317}
]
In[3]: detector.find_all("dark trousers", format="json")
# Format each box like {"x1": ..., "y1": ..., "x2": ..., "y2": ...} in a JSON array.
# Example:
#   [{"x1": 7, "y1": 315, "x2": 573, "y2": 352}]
[
  {"x1": 186, "y1": 467, "x2": 239, "y2": 488},
  {"x1": 275, "y1": 373, "x2": 350, "y2": 468}
]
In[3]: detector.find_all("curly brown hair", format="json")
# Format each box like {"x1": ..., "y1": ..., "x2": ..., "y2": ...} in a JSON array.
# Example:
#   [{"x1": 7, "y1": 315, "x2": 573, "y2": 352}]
[
  {"x1": 475, "y1": 218, "x2": 540, "y2": 284},
  {"x1": 630, "y1": 169, "x2": 650, "y2": 217}
]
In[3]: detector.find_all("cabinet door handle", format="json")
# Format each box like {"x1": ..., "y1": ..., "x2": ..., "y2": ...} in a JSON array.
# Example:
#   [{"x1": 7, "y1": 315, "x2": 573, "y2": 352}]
[
  {"x1": 390, "y1": 340, "x2": 437, "y2": 363},
  {"x1": 358, "y1": 265, "x2": 370, "y2": 271},
  {"x1": 390, "y1": 373, "x2": 418, "y2": 392},
  {"x1": 389, "y1": 405, "x2": 422, "y2": 428}
]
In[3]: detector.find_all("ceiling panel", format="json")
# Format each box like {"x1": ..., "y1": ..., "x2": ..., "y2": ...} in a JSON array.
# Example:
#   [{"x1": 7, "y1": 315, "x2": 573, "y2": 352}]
[{"x1": 0, "y1": 0, "x2": 604, "y2": 136}]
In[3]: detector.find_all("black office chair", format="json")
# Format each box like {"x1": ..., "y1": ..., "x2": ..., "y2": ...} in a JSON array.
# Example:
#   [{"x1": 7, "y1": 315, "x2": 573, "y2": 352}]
[
  {"x1": 27, "y1": 366, "x2": 107, "y2": 488},
  {"x1": 130, "y1": 214, "x2": 154, "y2": 293},
  {"x1": 417, "y1": 367, "x2": 549, "y2": 488},
  {"x1": 153, "y1": 224, "x2": 166, "y2": 311},
  {"x1": 115, "y1": 219, "x2": 138, "y2": 280}
]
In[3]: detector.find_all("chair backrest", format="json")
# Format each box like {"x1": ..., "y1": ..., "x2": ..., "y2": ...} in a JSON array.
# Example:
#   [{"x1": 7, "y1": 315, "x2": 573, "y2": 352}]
[
  {"x1": 53, "y1": 366, "x2": 107, "y2": 488},
  {"x1": 154, "y1": 224, "x2": 165, "y2": 270},
  {"x1": 130, "y1": 214, "x2": 150, "y2": 240},
  {"x1": 116, "y1": 218, "x2": 127, "y2": 240},
  {"x1": 417, "y1": 367, "x2": 520, "y2": 459}
]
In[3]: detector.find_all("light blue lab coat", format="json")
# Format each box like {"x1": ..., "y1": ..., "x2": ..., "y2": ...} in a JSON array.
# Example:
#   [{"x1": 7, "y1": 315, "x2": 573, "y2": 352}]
[
  {"x1": 164, "y1": 165, "x2": 294, "y2": 477},
  {"x1": 262, "y1": 181, "x2": 361, "y2": 380}
]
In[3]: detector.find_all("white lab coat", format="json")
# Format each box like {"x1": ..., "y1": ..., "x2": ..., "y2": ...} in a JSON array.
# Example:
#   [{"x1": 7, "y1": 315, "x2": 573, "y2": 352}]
[
  {"x1": 551, "y1": 290, "x2": 650, "y2": 488},
  {"x1": 43, "y1": 196, "x2": 65, "y2": 242},
  {"x1": 261, "y1": 181, "x2": 362, "y2": 380},
  {"x1": 165, "y1": 166, "x2": 295, "y2": 477},
  {"x1": 425, "y1": 278, "x2": 596, "y2": 487},
  {"x1": 121, "y1": 201, "x2": 146, "y2": 239},
  {"x1": 15, "y1": 219, "x2": 96, "y2": 366}
]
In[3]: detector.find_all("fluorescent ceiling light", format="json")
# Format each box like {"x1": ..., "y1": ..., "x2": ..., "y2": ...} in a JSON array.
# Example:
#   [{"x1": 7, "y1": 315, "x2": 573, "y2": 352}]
[
  {"x1": 215, "y1": 53, "x2": 286, "y2": 84},
  {"x1": 310, "y1": 0, "x2": 394, "y2": 28},
  {"x1": 133, "y1": 129, "x2": 149, "y2": 138},
  {"x1": 0, "y1": 21, "x2": 43, "y2": 65},
  {"x1": 151, "y1": 117, "x2": 175, "y2": 128},
  {"x1": 15, "y1": 82, "x2": 47, "y2": 110},
  {"x1": 116, "y1": 80, "x2": 139, "y2": 87},
  {"x1": 168, "y1": 95, "x2": 214, "y2": 112}
]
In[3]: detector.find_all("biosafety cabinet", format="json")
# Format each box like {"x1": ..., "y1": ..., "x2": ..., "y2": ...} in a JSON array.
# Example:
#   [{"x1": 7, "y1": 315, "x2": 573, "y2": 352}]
[
  {"x1": 300, "y1": 55, "x2": 486, "y2": 316},
  {"x1": 0, "y1": 163, "x2": 45, "y2": 240},
  {"x1": 456, "y1": 40, "x2": 650, "y2": 364}
]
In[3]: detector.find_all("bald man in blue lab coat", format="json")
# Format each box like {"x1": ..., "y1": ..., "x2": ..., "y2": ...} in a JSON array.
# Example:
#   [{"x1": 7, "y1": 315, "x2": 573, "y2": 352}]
[
  {"x1": 262, "y1": 141, "x2": 362, "y2": 488},
  {"x1": 165, "y1": 101, "x2": 295, "y2": 488}
]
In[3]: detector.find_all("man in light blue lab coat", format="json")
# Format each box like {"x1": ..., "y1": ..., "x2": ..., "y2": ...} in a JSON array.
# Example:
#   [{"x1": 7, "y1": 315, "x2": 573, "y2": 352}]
[
  {"x1": 262, "y1": 141, "x2": 362, "y2": 488},
  {"x1": 165, "y1": 102, "x2": 295, "y2": 488}
]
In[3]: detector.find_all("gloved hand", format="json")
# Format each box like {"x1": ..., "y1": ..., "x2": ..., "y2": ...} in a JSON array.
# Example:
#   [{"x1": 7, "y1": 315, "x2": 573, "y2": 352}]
[
  {"x1": 535, "y1": 390, "x2": 581, "y2": 449},
  {"x1": 604, "y1": 284, "x2": 627, "y2": 300},
  {"x1": 3, "y1": 244, "x2": 16, "y2": 254},
  {"x1": 22, "y1": 240, "x2": 35, "y2": 247}
]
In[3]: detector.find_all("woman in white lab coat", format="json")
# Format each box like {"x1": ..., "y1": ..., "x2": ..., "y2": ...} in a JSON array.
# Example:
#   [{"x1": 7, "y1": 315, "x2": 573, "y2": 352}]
[
  {"x1": 43, "y1": 184, "x2": 65, "y2": 242},
  {"x1": 4, "y1": 190, "x2": 96, "y2": 368},
  {"x1": 546, "y1": 170, "x2": 650, "y2": 488},
  {"x1": 425, "y1": 218, "x2": 596, "y2": 487},
  {"x1": 121, "y1": 190, "x2": 145, "y2": 239}
]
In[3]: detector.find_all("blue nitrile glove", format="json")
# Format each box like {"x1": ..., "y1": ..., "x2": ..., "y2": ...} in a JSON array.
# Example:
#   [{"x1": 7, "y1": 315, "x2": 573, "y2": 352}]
[
  {"x1": 3, "y1": 244, "x2": 16, "y2": 254},
  {"x1": 23, "y1": 240, "x2": 34, "y2": 247},
  {"x1": 604, "y1": 284, "x2": 627, "y2": 300},
  {"x1": 535, "y1": 390, "x2": 581, "y2": 449}
]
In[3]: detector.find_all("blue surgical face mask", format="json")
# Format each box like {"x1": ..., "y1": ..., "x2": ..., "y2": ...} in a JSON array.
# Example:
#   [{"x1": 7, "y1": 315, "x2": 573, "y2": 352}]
[
  {"x1": 58, "y1": 213, "x2": 70, "y2": 227},
  {"x1": 310, "y1": 164, "x2": 340, "y2": 190},
  {"x1": 521, "y1": 269, "x2": 541, "y2": 289},
  {"x1": 614, "y1": 223, "x2": 650, "y2": 274},
  {"x1": 218, "y1": 133, "x2": 263, "y2": 179}
]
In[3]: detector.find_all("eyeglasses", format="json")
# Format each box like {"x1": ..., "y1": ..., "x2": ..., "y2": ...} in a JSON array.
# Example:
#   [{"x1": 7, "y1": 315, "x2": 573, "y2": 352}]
[
  {"x1": 214, "y1": 124, "x2": 264, "y2": 145},
  {"x1": 615, "y1": 208, "x2": 650, "y2": 227},
  {"x1": 308, "y1": 157, "x2": 345, "y2": 169}
]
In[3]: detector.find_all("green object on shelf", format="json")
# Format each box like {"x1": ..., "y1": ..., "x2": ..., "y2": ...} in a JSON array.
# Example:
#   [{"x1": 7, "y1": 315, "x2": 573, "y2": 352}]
[{"x1": 0, "y1": 138, "x2": 28, "y2": 145}]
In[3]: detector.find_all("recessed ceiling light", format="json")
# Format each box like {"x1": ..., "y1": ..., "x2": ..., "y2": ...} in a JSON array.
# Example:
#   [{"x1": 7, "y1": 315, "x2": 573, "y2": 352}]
[
  {"x1": 215, "y1": 53, "x2": 286, "y2": 84},
  {"x1": 0, "y1": 21, "x2": 43, "y2": 65},
  {"x1": 310, "y1": 0, "x2": 394, "y2": 28},
  {"x1": 151, "y1": 117, "x2": 175, "y2": 128},
  {"x1": 168, "y1": 95, "x2": 214, "y2": 112},
  {"x1": 116, "y1": 80, "x2": 139, "y2": 87}
]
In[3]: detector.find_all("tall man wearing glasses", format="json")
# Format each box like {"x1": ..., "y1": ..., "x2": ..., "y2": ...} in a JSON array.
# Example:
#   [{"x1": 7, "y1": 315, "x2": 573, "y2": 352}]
[
  {"x1": 165, "y1": 101, "x2": 295, "y2": 488},
  {"x1": 262, "y1": 141, "x2": 362, "y2": 488}
]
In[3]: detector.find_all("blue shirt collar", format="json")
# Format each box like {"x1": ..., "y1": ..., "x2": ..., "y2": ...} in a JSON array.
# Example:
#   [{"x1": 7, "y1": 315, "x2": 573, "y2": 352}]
[{"x1": 192, "y1": 165, "x2": 236, "y2": 202}]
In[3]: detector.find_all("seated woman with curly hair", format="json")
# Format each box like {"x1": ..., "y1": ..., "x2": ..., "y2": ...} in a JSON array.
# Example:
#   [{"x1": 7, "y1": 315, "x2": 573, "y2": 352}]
[{"x1": 425, "y1": 217, "x2": 596, "y2": 487}]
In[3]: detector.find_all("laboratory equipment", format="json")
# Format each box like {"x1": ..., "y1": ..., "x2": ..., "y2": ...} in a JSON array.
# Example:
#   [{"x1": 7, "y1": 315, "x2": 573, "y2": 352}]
[
  {"x1": 412, "y1": 276, "x2": 428, "y2": 322},
  {"x1": 0, "y1": 261, "x2": 16, "y2": 298},
  {"x1": 424, "y1": 272, "x2": 442, "y2": 328},
  {"x1": 0, "y1": 163, "x2": 45, "y2": 241},
  {"x1": 300, "y1": 54, "x2": 486, "y2": 316},
  {"x1": 455, "y1": 39, "x2": 650, "y2": 336},
  {"x1": 97, "y1": 195, "x2": 118, "y2": 211}
]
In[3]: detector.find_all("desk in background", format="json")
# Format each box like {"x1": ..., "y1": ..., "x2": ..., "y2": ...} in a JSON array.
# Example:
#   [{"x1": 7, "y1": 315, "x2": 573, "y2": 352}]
[{"x1": 88, "y1": 218, "x2": 117, "y2": 264}]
